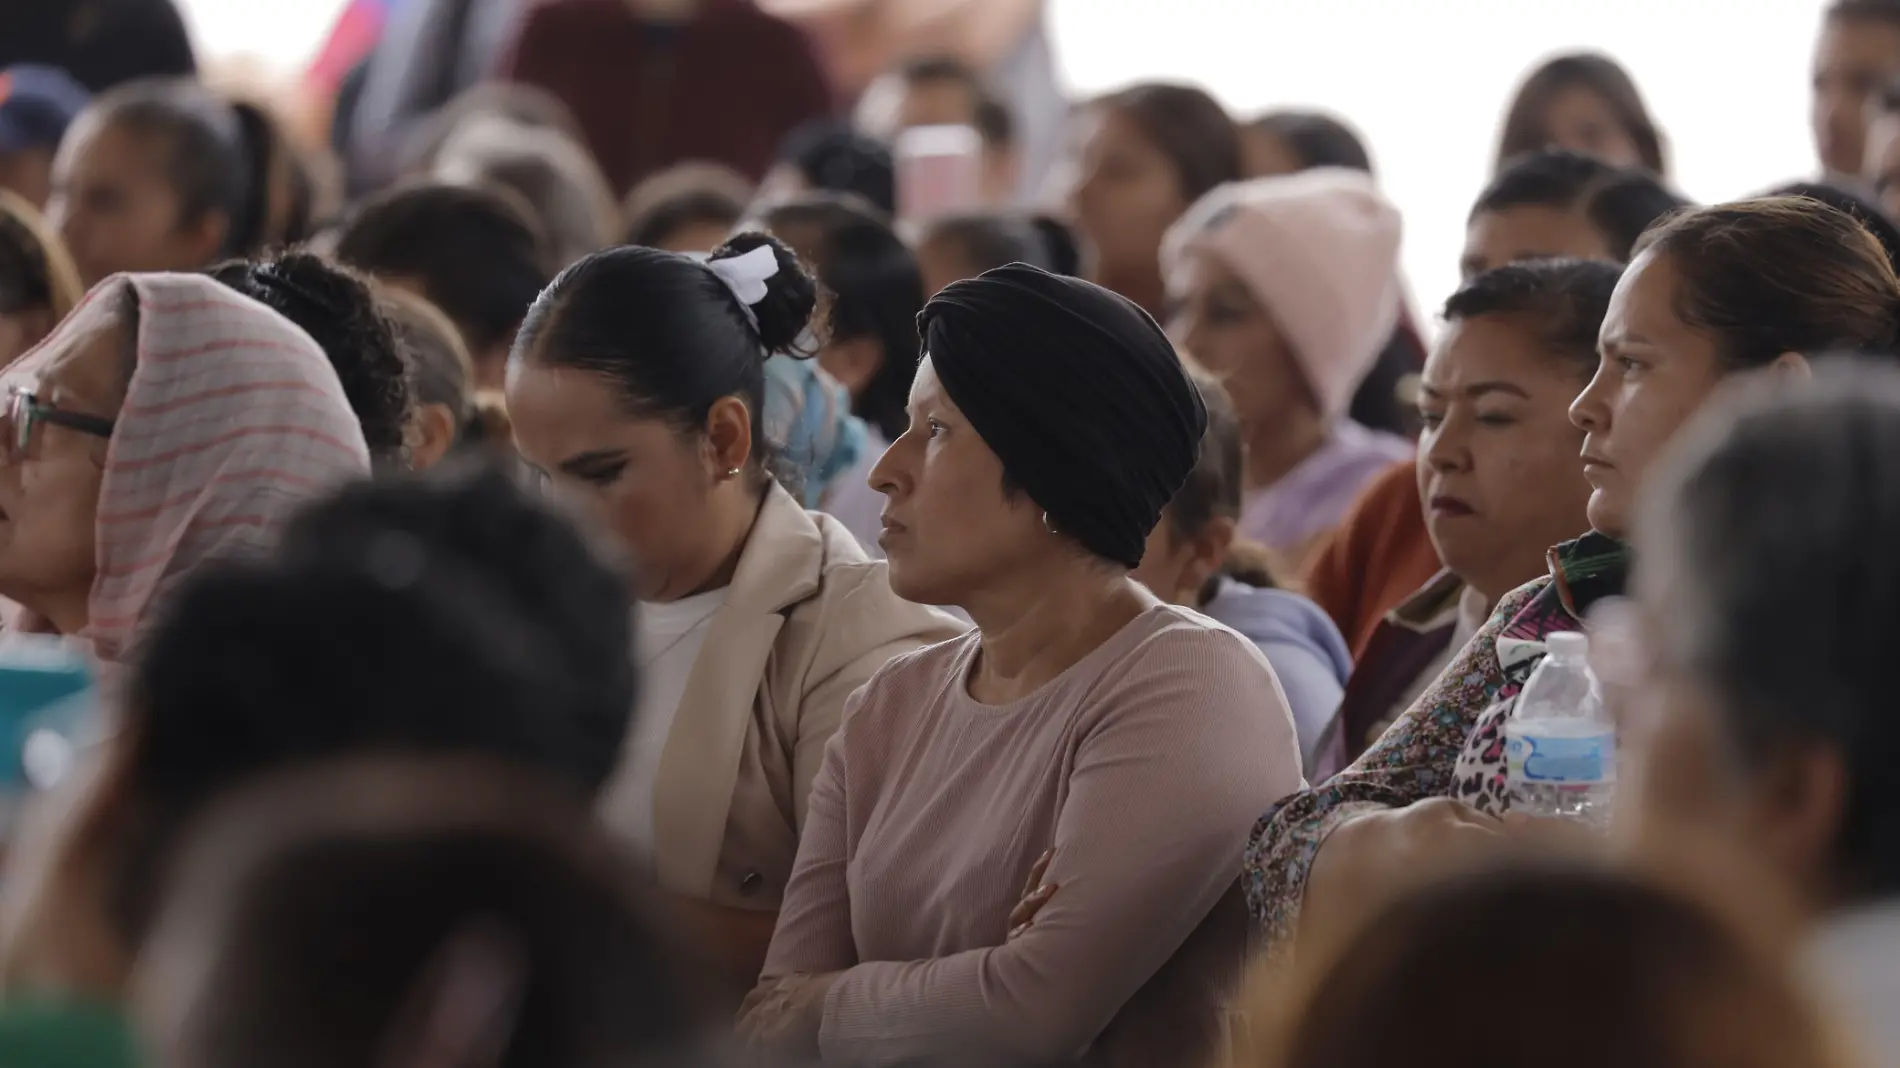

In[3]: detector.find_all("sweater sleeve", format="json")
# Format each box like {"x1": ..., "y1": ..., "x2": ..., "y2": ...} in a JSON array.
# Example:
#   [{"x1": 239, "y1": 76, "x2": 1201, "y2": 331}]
[
  {"x1": 1241, "y1": 579, "x2": 1543, "y2": 949},
  {"x1": 759, "y1": 690, "x2": 864, "y2": 977},
  {"x1": 815, "y1": 629, "x2": 1301, "y2": 1066}
]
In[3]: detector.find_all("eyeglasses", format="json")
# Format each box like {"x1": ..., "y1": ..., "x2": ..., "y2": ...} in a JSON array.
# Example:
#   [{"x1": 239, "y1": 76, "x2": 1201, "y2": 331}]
[{"x1": 4, "y1": 385, "x2": 115, "y2": 461}]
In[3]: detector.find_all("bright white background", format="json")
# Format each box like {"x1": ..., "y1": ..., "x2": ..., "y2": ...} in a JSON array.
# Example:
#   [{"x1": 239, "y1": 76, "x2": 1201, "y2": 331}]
[{"x1": 176, "y1": 0, "x2": 1829, "y2": 313}]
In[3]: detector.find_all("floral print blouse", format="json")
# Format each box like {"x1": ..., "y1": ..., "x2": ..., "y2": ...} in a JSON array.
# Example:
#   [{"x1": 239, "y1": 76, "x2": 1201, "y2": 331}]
[{"x1": 1242, "y1": 534, "x2": 1630, "y2": 948}]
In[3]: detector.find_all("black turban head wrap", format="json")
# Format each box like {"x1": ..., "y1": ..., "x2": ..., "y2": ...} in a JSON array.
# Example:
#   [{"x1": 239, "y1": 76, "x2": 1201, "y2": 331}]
[{"x1": 917, "y1": 263, "x2": 1207, "y2": 569}]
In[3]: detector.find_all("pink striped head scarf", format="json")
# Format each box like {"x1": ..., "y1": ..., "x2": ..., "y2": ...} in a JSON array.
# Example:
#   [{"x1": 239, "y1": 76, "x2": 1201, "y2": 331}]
[{"x1": 4, "y1": 273, "x2": 371, "y2": 666}]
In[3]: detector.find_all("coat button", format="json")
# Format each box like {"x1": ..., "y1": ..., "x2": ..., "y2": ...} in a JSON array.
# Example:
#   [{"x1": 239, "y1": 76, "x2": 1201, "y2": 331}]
[{"x1": 739, "y1": 871, "x2": 764, "y2": 897}]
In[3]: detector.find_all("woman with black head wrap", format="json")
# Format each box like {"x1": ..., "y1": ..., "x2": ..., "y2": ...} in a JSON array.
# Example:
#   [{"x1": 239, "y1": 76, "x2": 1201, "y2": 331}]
[{"x1": 741, "y1": 264, "x2": 1302, "y2": 1067}]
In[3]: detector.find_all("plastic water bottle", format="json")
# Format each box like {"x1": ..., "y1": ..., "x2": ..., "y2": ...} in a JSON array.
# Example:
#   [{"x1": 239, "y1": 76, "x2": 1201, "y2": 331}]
[{"x1": 1505, "y1": 631, "x2": 1614, "y2": 827}]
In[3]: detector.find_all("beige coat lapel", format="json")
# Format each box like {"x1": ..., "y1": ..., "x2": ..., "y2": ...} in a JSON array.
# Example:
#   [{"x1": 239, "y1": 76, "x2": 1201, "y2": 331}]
[{"x1": 651, "y1": 485, "x2": 822, "y2": 897}]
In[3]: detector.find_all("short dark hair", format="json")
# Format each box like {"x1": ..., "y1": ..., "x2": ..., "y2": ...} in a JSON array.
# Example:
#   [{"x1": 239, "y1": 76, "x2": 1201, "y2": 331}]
[
  {"x1": 777, "y1": 120, "x2": 896, "y2": 216},
  {"x1": 1635, "y1": 197, "x2": 1900, "y2": 369},
  {"x1": 1094, "y1": 83, "x2": 1242, "y2": 205},
  {"x1": 1442, "y1": 259, "x2": 1623, "y2": 377},
  {"x1": 1473, "y1": 149, "x2": 1690, "y2": 262},
  {"x1": 620, "y1": 161, "x2": 753, "y2": 249},
  {"x1": 334, "y1": 182, "x2": 551, "y2": 360},
  {"x1": 123, "y1": 467, "x2": 636, "y2": 951},
  {"x1": 514, "y1": 233, "x2": 818, "y2": 484},
  {"x1": 208, "y1": 252, "x2": 414, "y2": 470},
  {"x1": 920, "y1": 211, "x2": 1068, "y2": 278},
  {"x1": 1246, "y1": 110, "x2": 1372, "y2": 175},
  {"x1": 763, "y1": 194, "x2": 924, "y2": 443},
  {"x1": 898, "y1": 54, "x2": 1016, "y2": 147},
  {"x1": 1495, "y1": 52, "x2": 1667, "y2": 176},
  {"x1": 1642, "y1": 363, "x2": 1900, "y2": 901},
  {"x1": 154, "y1": 760, "x2": 703, "y2": 1068}
]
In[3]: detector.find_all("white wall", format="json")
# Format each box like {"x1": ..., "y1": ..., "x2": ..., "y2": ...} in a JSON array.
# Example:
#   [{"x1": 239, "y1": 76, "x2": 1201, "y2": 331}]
[{"x1": 179, "y1": 0, "x2": 1829, "y2": 314}]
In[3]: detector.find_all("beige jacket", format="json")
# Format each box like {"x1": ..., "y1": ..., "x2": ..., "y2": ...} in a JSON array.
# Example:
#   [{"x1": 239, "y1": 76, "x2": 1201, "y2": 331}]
[{"x1": 628, "y1": 484, "x2": 965, "y2": 909}]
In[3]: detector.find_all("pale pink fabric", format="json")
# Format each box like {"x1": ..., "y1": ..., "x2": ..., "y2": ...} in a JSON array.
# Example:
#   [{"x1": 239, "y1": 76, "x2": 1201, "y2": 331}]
[
  {"x1": 4, "y1": 273, "x2": 370, "y2": 666},
  {"x1": 758, "y1": 604, "x2": 1304, "y2": 1065},
  {"x1": 1162, "y1": 169, "x2": 1403, "y2": 420}
]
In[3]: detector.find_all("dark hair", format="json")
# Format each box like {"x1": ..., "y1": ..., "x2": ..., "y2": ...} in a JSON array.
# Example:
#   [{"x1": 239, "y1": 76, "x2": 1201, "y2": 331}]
[
  {"x1": 621, "y1": 162, "x2": 754, "y2": 249},
  {"x1": 335, "y1": 182, "x2": 552, "y2": 360},
  {"x1": 382, "y1": 287, "x2": 475, "y2": 429},
  {"x1": 1472, "y1": 149, "x2": 1690, "y2": 262},
  {"x1": 1442, "y1": 259, "x2": 1624, "y2": 378},
  {"x1": 158, "y1": 761, "x2": 701, "y2": 1068},
  {"x1": 762, "y1": 195, "x2": 922, "y2": 443},
  {"x1": 777, "y1": 120, "x2": 897, "y2": 217},
  {"x1": 123, "y1": 467, "x2": 636, "y2": 951},
  {"x1": 897, "y1": 55, "x2": 1016, "y2": 147},
  {"x1": 1274, "y1": 862, "x2": 1837, "y2": 1068},
  {"x1": 0, "y1": 190, "x2": 82, "y2": 320},
  {"x1": 1764, "y1": 182, "x2": 1900, "y2": 276},
  {"x1": 1169, "y1": 368, "x2": 1275, "y2": 593},
  {"x1": 1095, "y1": 83, "x2": 1242, "y2": 205},
  {"x1": 1495, "y1": 53, "x2": 1668, "y2": 176},
  {"x1": 1247, "y1": 110, "x2": 1373, "y2": 174},
  {"x1": 434, "y1": 119, "x2": 618, "y2": 269},
  {"x1": 514, "y1": 232, "x2": 818, "y2": 483},
  {"x1": 919, "y1": 211, "x2": 1075, "y2": 278},
  {"x1": 87, "y1": 79, "x2": 278, "y2": 258},
  {"x1": 1634, "y1": 197, "x2": 1900, "y2": 369},
  {"x1": 1644, "y1": 363, "x2": 1900, "y2": 902},
  {"x1": 209, "y1": 252, "x2": 414, "y2": 470}
]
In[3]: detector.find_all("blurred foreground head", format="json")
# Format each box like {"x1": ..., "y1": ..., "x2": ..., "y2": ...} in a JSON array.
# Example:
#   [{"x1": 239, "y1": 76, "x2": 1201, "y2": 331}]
[
  {"x1": 136, "y1": 758, "x2": 704, "y2": 1068},
  {"x1": 1250, "y1": 861, "x2": 1843, "y2": 1068}
]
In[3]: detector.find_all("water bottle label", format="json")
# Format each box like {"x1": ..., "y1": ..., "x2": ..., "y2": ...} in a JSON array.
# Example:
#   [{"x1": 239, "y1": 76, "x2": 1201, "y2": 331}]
[{"x1": 1505, "y1": 730, "x2": 1616, "y2": 785}]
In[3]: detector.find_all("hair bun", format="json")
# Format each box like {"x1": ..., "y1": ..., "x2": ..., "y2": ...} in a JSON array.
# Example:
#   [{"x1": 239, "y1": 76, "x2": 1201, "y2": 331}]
[{"x1": 710, "y1": 231, "x2": 818, "y2": 358}]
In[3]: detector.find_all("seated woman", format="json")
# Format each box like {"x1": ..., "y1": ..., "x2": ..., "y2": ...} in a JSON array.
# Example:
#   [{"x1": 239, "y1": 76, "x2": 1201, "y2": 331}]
[
  {"x1": 0, "y1": 272, "x2": 369, "y2": 669},
  {"x1": 47, "y1": 81, "x2": 283, "y2": 286},
  {"x1": 1245, "y1": 196, "x2": 1900, "y2": 953},
  {"x1": 1617, "y1": 363, "x2": 1900, "y2": 1068},
  {"x1": 0, "y1": 189, "x2": 83, "y2": 368},
  {"x1": 740, "y1": 265, "x2": 1302, "y2": 1066},
  {"x1": 209, "y1": 251, "x2": 414, "y2": 472},
  {"x1": 506, "y1": 233, "x2": 963, "y2": 993},
  {"x1": 1162, "y1": 169, "x2": 1412, "y2": 572},
  {"x1": 1307, "y1": 147, "x2": 1687, "y2": 658},
  {"x1": 380, "y1": 287, "x2": 476, "y2": 470},
  {"x1": 1131, "y1": 368, "x2": 1350, "y2": 772},
  {"x1": 1314, "y1": 260, "x2": 1613, "y2": 778}
]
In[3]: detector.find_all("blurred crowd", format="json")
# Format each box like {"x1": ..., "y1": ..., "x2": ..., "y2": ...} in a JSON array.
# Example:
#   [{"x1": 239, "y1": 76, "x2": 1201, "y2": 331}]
[{"x1": 0, "y1": 1, "x2": 1894, "y2": 1067}]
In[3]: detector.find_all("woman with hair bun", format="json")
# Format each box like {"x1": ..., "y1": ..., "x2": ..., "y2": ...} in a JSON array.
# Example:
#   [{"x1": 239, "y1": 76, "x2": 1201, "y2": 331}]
[{"x1": 507, "y1": 230, "x2": 963, "y2": 993}]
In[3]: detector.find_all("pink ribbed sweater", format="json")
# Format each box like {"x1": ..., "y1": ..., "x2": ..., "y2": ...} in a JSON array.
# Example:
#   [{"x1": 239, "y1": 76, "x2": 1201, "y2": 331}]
[{"x1": 760, "y1": 605, "x2": 1304, "y2": 1065}]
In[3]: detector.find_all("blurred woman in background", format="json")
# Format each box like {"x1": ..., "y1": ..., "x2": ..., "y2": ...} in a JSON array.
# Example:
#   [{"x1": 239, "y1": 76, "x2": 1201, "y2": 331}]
[
  {"x1": 1240, "y1": 110, "x2": 1373, "y2": 178},
  {"x1": 1132, "y1": 368, "x2": 1350, "y2": 772},
  {"x1": 381, "y1": 286, "x2": 475, "y2": 471},
  {"x1": 1248, "y1": 197, "x2": 1900, "y2": 955},
  {"x1": 1494, "y1": 52, "x2": 1669, "y2": 175},
  {"x1": 1163, "y1": 168, "x2": 1411, "y2": 570},
  {"x1": 47, "y1": 79, "x2": 290, "y2": 286},
  {"x1": 507, "y1": 233, "x2": 961, "y2": 993},
  {"x1": 1069, "y1": 83, "x2": 1241, "y2": 317},
  {"x1": 914, "y1": 211, "x2": 1078, "y2": 296},
  {"x1": 0, "y1": 188, "x2": 82, "y2": 368},
  {"x1": 759, "y1": 194, "x2": 925, "y2": 551},
  {"x1": 432, "y1": 113, "x2": 618, "y2": 270}
]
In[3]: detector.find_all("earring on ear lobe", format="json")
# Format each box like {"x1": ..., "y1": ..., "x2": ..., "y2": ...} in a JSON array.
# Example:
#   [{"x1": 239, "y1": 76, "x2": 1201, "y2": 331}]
[
  {"x1": 1042, "y1": 511, "x2": 1058, "y2": 535},
  {"x1": 725, "y1": 467, "x2": 743, "y2": 480}
]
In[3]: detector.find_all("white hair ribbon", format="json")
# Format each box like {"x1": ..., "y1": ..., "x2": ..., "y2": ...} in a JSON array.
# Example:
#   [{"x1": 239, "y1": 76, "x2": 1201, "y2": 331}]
[{"x1": 703, "y1": 244, "x2": 780, "y2": 332}]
